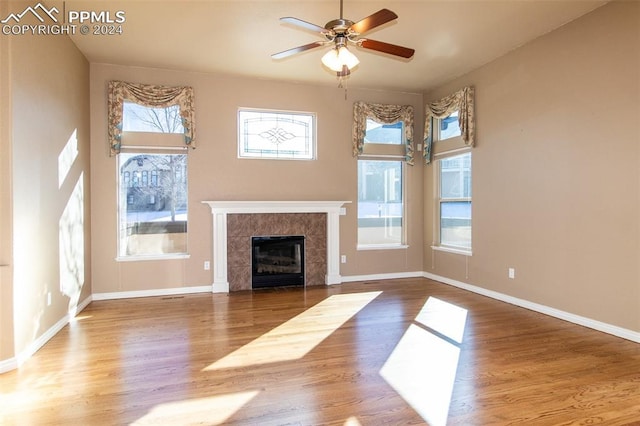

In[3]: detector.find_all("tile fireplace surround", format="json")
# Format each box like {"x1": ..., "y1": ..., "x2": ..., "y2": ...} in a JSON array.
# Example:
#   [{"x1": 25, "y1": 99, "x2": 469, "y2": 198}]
[{"x1": 202, "y1": 201, "x2": 350, "y2": 293}]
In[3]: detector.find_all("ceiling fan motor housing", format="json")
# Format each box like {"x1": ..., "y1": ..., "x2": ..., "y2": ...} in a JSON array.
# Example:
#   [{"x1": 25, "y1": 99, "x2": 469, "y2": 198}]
[{"x1": 325, "y1": 18, "x2": 355, "y2": 33}]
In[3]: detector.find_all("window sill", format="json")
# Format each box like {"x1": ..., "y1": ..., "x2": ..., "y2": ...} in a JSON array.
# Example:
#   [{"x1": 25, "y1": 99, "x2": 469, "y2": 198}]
[
  {"x1": 357, "y1": 244, "x2": 409, "y2": 251},
  {"x1": 431, "y1": 246, "x2": 472, "y2": 257},
  {"x1": 116, "y1": 254, "x2": 191, "y2": 262}
]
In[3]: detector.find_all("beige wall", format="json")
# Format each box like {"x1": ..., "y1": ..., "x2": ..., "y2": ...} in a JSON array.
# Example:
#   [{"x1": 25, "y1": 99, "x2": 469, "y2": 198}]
[
  {"x1": 6, "y1": 21, "x2": 91, "y2": 359},
  {"x1": 90, "y1": 64, "x2": 424, "y2": 293},
  {"x1": 0, "y1": 1, "x2": 14, "y2": 362},
  {"x1": 424, "y1": 1, "x2": 640, "y2": 331}
]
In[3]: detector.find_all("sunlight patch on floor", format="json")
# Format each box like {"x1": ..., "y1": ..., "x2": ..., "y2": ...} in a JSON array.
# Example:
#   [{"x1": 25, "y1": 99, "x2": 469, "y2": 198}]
[
  {"x1": 415, "y1": 296, "x2": 468, "y2": 343},
  {"x1": 380, "y1": 297, "x2": 467, "y2": 426},
  {"x1": 68, "y1": 314, "x2": 93, "y2": 322},
  {"x1": 344, "y1": 416, "x2": 363, "y2": 426},
  {"x1": 132, "y1": 391, "x2": 260, "y2": 425},
  {"x1": 204, "y1": 291, "x2": 382, "y2": 371}
]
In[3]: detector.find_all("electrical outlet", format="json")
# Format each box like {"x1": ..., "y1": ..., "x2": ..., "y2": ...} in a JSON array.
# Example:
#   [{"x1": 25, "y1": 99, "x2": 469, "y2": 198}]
[
  {"x1": 204, "y1": 261, "x2": 210, "y2": 270},
  {"x1": 508, "y1": 268, "x2": 515, "y2": 279},
  {"x1": 47, "y1": 292, "x2": 52, "y2": 306},
  {"x1": 341, "y1": 255, "x2": 347, "y2": 264}
]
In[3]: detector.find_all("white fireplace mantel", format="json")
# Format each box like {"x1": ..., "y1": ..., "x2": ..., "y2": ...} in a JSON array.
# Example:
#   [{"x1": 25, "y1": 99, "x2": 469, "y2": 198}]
[{"x1": 202, "y1": 201, "x2": 351, "y2": 293}]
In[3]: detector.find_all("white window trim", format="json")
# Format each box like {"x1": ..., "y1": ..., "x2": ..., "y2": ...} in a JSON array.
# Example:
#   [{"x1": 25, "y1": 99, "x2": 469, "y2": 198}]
[
  {"x1": 116, "y1": 148, "x2": 189, "y2": 259},
  {"x1": 433, "y1": 147, "x2": 472, "y2": 256},
  {"x1": 116, "y1": 254, "x2": 191, "y2": 262},
  {"x1": 237, "y1": 107, "x2": 317, "y2": 161},
  {"x1": 358, "y1": 243, "x2": 409, "y2": 251},
  {"x1": 431, "y1": 245, "x2": 472, "y2": 256},
  {"x1": 357, "y1": 156, "x2": 407, "y2": 248}
]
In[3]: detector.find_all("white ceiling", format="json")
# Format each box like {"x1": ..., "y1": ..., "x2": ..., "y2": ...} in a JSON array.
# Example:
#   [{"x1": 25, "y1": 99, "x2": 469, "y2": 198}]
[{"x1": 53, "y1": 0, "x2": 608, "y2": 93}]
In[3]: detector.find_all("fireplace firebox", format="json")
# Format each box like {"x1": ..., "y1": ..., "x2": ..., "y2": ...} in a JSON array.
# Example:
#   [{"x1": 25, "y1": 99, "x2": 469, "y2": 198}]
[{"x1": 252, "y1": 236, "x2": 305, "y2": 289}]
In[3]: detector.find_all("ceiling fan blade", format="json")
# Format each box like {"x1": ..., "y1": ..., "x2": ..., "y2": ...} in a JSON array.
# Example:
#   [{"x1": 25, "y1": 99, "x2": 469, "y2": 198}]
[
  {"x1": 359, "y1": 39, "x2": 415, "y2": 59},
  {"x1": 349, "y1": 9, "x2": 397, "y2": 34},
  {"x1": 280, "y1": 17, "x2": 327, "y2": 34},
  {"x1": 272, "y1": 41, "x2": 326, "y2": 59}
]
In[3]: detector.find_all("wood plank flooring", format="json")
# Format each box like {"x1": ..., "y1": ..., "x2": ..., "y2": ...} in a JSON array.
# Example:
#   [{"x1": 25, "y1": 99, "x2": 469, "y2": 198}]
[{"x1": 1, "y1": 278, "x2": 639, "y2": 425}]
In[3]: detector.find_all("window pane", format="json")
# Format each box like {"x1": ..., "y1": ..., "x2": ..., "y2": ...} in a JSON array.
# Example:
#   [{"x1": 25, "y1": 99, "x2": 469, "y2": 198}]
[
  {"x1": 118, "y1": 153, "x2": 188, "y2": 257},
  {"x1": 364, "y1": 119, "x2": 403, "y2": 145},
  {"x1": 238, "y1": 109, "x2": 315, "y2": 160},
  {"x1": 439, "y1": 151, "x2": 471, "y2": 250},
  {"x1": 440, "y1": 201, "x2": 471, "y2": 249},
  {"x1": 358, "y1": 160, "x2": 403, "y2": 245},
  {"x1": 123, "y1": 101, "x2": 184, "y2": 134},
  {"x1": 439, "y1": 110, "x2": 461, "y2": 140},
  {"x1": 440, "y1": 152, "x2": 471, "y2": 198}
]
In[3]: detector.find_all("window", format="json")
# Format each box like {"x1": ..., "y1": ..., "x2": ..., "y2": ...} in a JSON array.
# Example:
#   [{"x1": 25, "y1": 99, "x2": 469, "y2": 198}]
[
  {"x1": 358, "y1": 160, "x2": 404, "y2": 246},
  {"x1": 424, "y1": 86, "x2": 475, "y2": 165},
  {"x1": 357, "y1": 118, "x2": 405, "y2": 248},
  {"x1": 123, "y1": 101, "x2": 184, "y2": 134},
  {"x1": 437, "y1": 151, "x2": 471, "y2": 252},
  {"x1": 438, "y1": 110, "x2": 461, "y2": 140},
  {"x1": 118, "y1": 152, "x2": 188, "y2": 258},
  {"x1": 364, "y1": 119, "x2": 403, "y2": 145},
  {"x1": 238, "y1": 109, "x2": 316, "y2": 160}
]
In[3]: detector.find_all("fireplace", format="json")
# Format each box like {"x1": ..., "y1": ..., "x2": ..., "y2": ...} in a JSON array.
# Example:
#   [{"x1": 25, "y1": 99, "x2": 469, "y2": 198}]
[
  {"x1": 202, "y1": 201, "x2": 350, "y2": 293},
  {"x1": 252, "y1": 235, "x2": 305, "y2": 289}
]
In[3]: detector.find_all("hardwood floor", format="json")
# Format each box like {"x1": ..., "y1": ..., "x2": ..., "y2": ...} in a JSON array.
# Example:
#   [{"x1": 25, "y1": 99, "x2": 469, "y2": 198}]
[{"x1": 1, "y1": 278, "x2": 639, "y2": 425}]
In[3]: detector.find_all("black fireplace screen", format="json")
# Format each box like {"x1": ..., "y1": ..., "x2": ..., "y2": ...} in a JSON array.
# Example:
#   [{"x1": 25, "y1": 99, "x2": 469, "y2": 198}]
[{"x1": 251, "y1": 236, "x2": 305, "y2": 289}]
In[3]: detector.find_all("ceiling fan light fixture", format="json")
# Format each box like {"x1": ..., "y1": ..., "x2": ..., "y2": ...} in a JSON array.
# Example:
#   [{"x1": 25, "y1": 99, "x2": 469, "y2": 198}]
[
  {"x1": 338, "y1": 45, "x2": 359, "y2": 69},
  {"x1": 321, "y1": 46, "x2": 359, "y2": 72}
]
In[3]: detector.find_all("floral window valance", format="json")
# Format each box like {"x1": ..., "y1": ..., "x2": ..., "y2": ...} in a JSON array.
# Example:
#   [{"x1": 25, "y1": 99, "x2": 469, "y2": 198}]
[
  {"x1": 352, "y1": 101, "x2": 415, "y2": 165},
  {"x1": 423, "y1": 86, "x2": 475, "y2": 164},
  {"x1": 108, "y1": 80, "x2": 196, "y2": 156}
]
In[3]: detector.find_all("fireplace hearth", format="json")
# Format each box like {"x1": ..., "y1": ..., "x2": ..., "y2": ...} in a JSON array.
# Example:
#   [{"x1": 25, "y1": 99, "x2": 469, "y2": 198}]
[{"x1": 252, "y1": 236, "x2": 305, "y2": 289}]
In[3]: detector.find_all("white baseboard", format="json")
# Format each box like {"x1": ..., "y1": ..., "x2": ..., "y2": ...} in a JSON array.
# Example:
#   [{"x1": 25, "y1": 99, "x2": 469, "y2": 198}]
[
  {"x1": 92, "y1": 285, "x2": 211, "y2": 301},
  {"x1": 0, "y1": 294, "x2": 93, "y2": 374},
  {"x1": 342, "y1": 271, "x2": 424, "y2": 283},
  {"x1": 0, "y1": 355, "x2": 17, "y2": 373},
  {"x1": 211, "y1": 281, "x2": 229, "y2": 294},
  {"x1": 422, "y1": 272, "x2": 640, "y2": 344}
]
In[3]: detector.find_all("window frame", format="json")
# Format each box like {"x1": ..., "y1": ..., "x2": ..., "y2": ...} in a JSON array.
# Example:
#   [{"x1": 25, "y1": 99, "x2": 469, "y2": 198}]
[
  {"x1": 356, "y1": 116, "x2": 408, "y2": 250},
  {"x1": 432, "y1": 148, "x2": 472, "y2": 256},
  {"x1": 116, "y1": 148, "x2": 190, "y2": 262},
  {"x1": 431, "y1": 111, "x2": 467, "y2": 159},
  {"x1": 237, "y1": 108, "x2": 317, "y2": 161}
]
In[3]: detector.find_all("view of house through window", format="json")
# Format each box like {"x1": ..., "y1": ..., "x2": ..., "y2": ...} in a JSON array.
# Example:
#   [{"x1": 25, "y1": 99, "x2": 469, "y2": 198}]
[
  {"x1": 118, "y1": 152, "x2": 188, "y2": 257},
  {"x1": 438, "y1": 151, "x2": 471, "y2": 250},
  {"x1": 116, "y1": 96, "x2": 190, "y2": 258}
]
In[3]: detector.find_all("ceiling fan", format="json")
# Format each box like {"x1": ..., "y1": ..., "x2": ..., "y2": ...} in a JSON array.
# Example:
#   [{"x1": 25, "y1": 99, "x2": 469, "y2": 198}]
[{"x1": 272, "y1": 0, "x2": 415, "y2": 78}]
